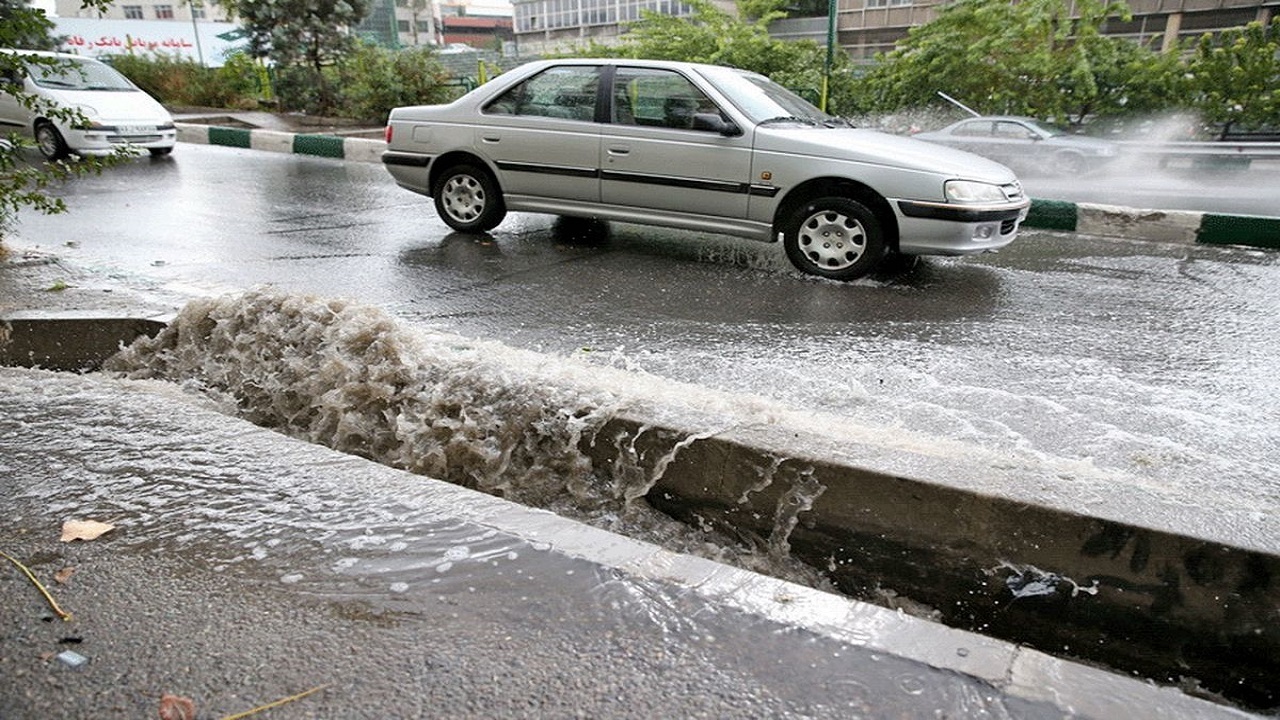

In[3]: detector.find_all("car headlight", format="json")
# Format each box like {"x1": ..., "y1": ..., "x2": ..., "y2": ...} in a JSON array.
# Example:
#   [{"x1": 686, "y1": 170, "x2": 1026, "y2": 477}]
[{"x1": 944, "y1": 180, "x2": 1007, "y2": 204}]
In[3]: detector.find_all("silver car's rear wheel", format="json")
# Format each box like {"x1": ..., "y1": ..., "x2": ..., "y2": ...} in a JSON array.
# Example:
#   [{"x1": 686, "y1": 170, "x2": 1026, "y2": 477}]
[
  {"x1": 433, "y1": 164, "x2": 506, "y2": 233},
  {"x1": 34, "y1": 121, "x2": 70, "y2": 161},
  {"x1": 783, "y1": 197, "x2": 885, "y2": 280}
]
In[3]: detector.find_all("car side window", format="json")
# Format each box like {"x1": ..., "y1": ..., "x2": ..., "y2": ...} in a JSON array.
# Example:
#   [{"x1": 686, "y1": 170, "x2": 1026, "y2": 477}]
[
  {"x1": 484, "y1": 65, "x2": 600, "y2": 121},
  {"x1": 953, "y1": 121, "x2": 993, "y2": 137},
  {"x1": 994, "y1": 122, "x2": 1034, "y2": 140},
  {"x1": 611, "y1": 68, "x2": 722, "y2": 131}
]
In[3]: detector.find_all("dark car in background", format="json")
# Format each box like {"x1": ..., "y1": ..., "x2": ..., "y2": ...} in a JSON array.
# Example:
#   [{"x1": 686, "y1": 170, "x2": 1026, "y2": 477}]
[{"x1": 915, "y1": 116, "x2": 1117, "y2": 176}]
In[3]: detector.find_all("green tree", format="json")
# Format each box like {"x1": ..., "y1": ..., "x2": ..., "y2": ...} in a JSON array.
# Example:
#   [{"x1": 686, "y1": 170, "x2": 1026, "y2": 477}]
[
  {"x1": 232, "y1": 0, "x2": 369, "y2": 113},
  {"x1": 331, "y1": 42, "x2": 453, "y2": 123},
  {"x1": 0, "y1": 0, "x2": 126, "y2": 240},
  {"x1": 573, "y1": 0, "x2": 862, "y2": 114},
  {"x1": 862, "y1": 0, "x2": 1174, "y2": 123},
  {"x1": 0, "y1": 0, "x2": 58, "y2": 51},
  {"x1": 1184, "y1": 18, "x2": 1280, "y2": 131}
]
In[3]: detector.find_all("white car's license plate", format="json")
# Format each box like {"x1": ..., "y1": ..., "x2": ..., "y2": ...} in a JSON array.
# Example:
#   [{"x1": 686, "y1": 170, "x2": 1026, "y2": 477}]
[{"x1": 116, "y1": 125, "x2": 155, "y2": 134}]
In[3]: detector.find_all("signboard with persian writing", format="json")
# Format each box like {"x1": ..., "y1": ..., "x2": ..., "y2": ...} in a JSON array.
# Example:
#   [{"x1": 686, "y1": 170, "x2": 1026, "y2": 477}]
[{"x1": 52, "y1": 18, "x2": 247, "y2": 67}]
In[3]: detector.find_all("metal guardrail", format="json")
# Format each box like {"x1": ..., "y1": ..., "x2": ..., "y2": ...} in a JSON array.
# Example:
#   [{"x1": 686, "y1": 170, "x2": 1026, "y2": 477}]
[{"x1": 1117, "y1": 140, "x2": 1280, "y2": 159}]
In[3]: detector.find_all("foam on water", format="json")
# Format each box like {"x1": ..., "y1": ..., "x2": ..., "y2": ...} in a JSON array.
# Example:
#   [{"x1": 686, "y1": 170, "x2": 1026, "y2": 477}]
[{"x1": 103, "y1": 289, "x2": 864, "y2": 587}]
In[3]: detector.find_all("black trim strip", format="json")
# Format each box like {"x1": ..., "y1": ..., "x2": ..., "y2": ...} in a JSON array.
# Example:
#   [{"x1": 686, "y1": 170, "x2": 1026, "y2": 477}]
[
  {"x1": 601, "y1": 169, "x2": 747, "y2": 194},
  {"x1": 489, "y1": 159, "x2": 782, "y2": 198},
  {"x1": 897, "y1": 200, "x2": 1024, "y2": 223},
  {"x1": 382, "y1": 151, "x2": 432, "y2": 167},
  {"x1": 497, "y1": 161, "x2": 598, "y2": 179}
]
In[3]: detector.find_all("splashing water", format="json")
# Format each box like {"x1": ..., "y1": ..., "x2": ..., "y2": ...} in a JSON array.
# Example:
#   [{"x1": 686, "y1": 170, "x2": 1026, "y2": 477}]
[{"x1": 104, "y1": 288, "x2": 833, "y2": 590}]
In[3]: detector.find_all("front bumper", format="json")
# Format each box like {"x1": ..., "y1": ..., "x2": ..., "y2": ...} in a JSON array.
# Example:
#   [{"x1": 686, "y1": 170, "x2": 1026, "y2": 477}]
[
  {"x1": 66, "y1": 124, "x2": 178, "y2": 156},
  {"x1": 894, "y1": 198, "x2": 1031, "y2": 256}
]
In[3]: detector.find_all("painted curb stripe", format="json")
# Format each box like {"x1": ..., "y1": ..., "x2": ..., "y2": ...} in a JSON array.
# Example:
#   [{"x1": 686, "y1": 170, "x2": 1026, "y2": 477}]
[
  {"x1": 207, "y1": 126, "x2": 251, "y2": 149},
  {"x1": 1024, "y1": 199, "x2": 1077, "y2": 232},
  {"x1": 1198, "y1": 213, "x2": 1280, "y2": 250},
  {"x1": 293, "y1": 134, "x2": 346, "y2": 159}
]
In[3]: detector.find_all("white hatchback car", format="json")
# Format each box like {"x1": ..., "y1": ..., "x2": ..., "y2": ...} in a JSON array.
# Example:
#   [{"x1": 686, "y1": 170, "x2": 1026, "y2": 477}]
[
  {"x1": 384, "y1": 58, "x2": 1029, "y2": 281},
  {"x1": 0, "y1": 50, "x2": 176, "y2": 160}
]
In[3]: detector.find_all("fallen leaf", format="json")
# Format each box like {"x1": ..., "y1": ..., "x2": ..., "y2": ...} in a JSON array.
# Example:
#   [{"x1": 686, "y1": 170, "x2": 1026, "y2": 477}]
[
  {"x1": 60, "y1": 520, "x2": 115, "y2": 542},
  {"x1": 54, "y1": 567, "x2": 76, "y2": 584},
  {"x1": 158, "y1": 694, "x2": 196, "y2": 720}
]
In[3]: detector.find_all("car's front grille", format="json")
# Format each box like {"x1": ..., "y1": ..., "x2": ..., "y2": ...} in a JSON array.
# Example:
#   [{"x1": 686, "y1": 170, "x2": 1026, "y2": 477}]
[
  {"x1": 1001, "y1": 218, "x2": 1018, "y2": 234},
  {"x1": 1001, "y1": 182, "x2": 1025, "y2": 202}
]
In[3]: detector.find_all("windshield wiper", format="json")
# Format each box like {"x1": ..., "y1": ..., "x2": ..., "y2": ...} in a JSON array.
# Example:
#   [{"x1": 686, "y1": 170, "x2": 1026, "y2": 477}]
[
  {"x1": 758, "y1": 115, "x2": 822, "y2": 127},
  {"x1": 823, "y1": 117, "x2": 853, "y2": 128}
]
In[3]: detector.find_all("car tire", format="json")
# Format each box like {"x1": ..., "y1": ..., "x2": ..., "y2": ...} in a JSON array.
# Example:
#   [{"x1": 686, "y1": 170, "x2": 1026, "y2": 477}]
[
  {"x1": 433, "y1": 164, "x2": 506, "y2": 233},
  {"x1": 1055, "y1": 151, "x2": 1087, "y2": 176},
  {"x1": 782, "y1": 197, "x2": 885, "y2": 281},
  {"x1": 34, "y1": 121, "x2": 70, "y2": 161}
]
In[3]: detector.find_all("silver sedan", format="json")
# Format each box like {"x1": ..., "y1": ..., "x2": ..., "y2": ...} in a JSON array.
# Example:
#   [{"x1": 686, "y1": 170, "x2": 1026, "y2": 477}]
[{"x1": 383, "y1": 59, "x2": 1030, "y2": 281}]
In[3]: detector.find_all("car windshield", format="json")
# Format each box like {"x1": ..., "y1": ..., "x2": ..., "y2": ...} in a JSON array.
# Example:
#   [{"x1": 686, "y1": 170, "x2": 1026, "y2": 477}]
[
  {"x1": 26, "y1": 57, "x2": 136, "y2": 91},
  {"x1": 695, "y1": 66, "x2": 842, "y2": 127}
]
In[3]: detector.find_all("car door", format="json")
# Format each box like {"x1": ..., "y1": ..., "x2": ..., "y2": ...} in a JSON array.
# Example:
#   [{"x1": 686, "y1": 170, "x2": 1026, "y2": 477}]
[
  {"x1": 476, "y1": 64, "x2": 602, "y2": 203},
  {"x1": 600, "y1": 66, "x2": 753, "y2": 220},
  {"x1": 0, "y1": 65, "x2": 32, "y2": 136},
  {"x1": 990, "y1": 120, "x2": 1040, "y2": 165}
]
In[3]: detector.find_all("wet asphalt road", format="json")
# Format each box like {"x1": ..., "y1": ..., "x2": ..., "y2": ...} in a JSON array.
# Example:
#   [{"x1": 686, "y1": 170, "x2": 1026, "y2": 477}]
[{"x1": 12, "y1": 143, "x2": 1280, "y2": 548}]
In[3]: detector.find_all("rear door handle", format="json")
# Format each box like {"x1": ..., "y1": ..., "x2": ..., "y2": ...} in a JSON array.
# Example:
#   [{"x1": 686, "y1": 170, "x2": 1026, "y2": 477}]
[{"x1": 607, "y1": 147, "x2": 630, "y2": 156}]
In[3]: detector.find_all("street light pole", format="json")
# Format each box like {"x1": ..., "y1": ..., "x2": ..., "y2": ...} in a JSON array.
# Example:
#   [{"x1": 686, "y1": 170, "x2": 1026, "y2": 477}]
[{"x1": 821, "y1": 0, "x2": 836, "y2": 112}]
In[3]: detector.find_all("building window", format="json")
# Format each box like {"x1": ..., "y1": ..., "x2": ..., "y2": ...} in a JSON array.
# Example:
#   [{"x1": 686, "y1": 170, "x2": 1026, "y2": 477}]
[
  {"x1": 191, "y1": 5, "x2": 205, "y2": 18},
  {"x1": 415, "y1": 19, "x2": 432, "y2": 31},
  {"x1": 865, "y1": 0, "x2": 913, "y2": 7},
  {"x1": 154, "y1": 4, "x2": 174, "y2": 18},
  {"x1": 122, "y1": 4, "x2": 144, "y2": 18},
  {"x1": 397, "y1": 19, "x2": 410, "y2": 31}
]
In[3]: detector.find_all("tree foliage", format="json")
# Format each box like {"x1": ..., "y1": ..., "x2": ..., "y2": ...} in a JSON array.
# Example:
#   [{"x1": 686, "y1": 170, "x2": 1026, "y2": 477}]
[
  {"x1": 1183, "y1": 18, "x2": 1280, "y2": 130},
  {"x1": 231, "y1": 0, "x2": 369, "y2": 113},
  {"x1": 861, "y1": 0, "x2": 1176, "y2": 123},
  {"x1": 572, "y1": 0, "x2": 862, "y2": 113}
]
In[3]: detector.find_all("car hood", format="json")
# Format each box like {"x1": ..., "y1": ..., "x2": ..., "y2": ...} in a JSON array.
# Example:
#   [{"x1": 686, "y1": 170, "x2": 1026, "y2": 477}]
[
  {"x1": 41, "y1": 88, "x2": 172, "y2": 125},
  {"x1": 755, "y1": 127, "x2": 1019, "y2": 183}
]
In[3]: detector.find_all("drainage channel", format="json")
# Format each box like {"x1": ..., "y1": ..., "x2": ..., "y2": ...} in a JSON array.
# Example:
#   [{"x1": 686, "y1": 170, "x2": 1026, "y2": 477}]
[{"x1": 3, "y1": 305, "x2": 1276, "y2": 714}]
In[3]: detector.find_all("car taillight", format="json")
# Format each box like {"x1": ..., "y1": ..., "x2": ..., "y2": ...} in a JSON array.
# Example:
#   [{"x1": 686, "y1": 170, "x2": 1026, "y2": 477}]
[{"x1": 384, "y1": 126, "x2": 393, "y2": 144}]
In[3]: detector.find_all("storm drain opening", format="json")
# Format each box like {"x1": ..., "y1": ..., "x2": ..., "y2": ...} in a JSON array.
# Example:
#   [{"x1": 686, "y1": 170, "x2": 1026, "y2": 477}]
[{"x1": 10, "y1": 291, "x2": 1275, "y2": 713}]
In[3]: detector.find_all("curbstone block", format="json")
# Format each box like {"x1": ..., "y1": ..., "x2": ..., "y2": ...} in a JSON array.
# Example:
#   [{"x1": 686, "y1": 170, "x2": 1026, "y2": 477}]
[
  {"x1": 344, "y1": 137, "x2": 386, "y2": 164},
  {"x1": 1024, "y1": 198, "x2": 1077, "y2": 231},
  {"x1": 207, "y1": 126, "x2": 250, "y2": 149},
  {"x1": 1198, "y1": 213, "x2": 1280, "y2": 250},
  {"x1": 248, "y1": 129, "x2": 294, "y2": 154},
  {"x1": 293, "y1": 133, "x2": 346, "y2": 159},
  {"x1": 1077, "y1": 203, "x2": 1202, "y2": 244}
]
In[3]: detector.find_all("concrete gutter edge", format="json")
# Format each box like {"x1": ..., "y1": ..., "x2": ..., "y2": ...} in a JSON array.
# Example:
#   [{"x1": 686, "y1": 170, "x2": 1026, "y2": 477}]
[{"x1": 175, "y1": 122, "x2": 1280, "y2": 252}]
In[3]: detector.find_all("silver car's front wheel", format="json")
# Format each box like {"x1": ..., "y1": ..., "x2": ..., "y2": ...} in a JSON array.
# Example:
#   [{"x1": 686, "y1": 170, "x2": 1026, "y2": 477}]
[
  {"x1": 782, "y1": 197, "x2": 885, "y2": 280},
  {"x1": 433, "y1": 164, "x2": 506, "y2": 233},
  {"x1": 34, "y1": 122, "x2": 70, "y2": 161}
]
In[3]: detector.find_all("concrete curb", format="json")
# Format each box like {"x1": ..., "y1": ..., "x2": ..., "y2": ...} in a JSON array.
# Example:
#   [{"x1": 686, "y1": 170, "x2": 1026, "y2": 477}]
[{"x1": 176, "y1": 121, "x2": 1280, "y2": 251}]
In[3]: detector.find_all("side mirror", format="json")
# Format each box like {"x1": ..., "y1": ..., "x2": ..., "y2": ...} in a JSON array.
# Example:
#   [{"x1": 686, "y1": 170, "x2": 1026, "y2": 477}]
[{"x1": 693, "y1": 112, "x2": 742, "y2": 137}]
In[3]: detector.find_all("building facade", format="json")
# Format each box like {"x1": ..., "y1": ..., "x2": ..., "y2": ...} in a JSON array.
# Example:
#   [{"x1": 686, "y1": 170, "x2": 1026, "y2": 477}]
[
  {"x1": 511, "y1": 0, "x2": 735, "y2": 55},
  {"x1": 511, "y1": 0, "x2": 1278, "y2": 59},
  {"x1": 54, "y1": 0, "x2": 233, "y2": 22}
]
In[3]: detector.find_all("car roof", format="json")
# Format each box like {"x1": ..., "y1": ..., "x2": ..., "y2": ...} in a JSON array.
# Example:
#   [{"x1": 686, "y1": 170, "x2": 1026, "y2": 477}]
[
  {"x1": 514, "y1": 57, "x2": 754, "y2": 77},
  {"x1": 0, "y1": 48, "x2": 104, "y2": 62}
]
